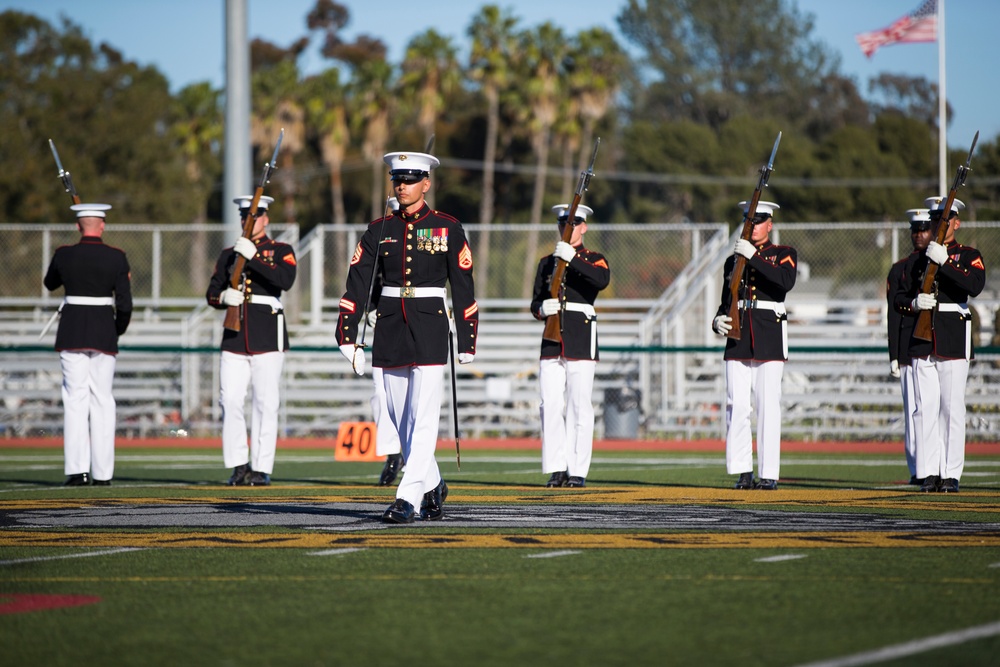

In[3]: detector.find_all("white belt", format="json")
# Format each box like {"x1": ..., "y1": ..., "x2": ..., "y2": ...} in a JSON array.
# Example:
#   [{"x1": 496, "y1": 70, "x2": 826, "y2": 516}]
[
  {"x1": 249, "y1": 294, "x2": 283, "y2": 310},
  {"x1": 936, "y1": 302, "x2": 969, "y2": 314},
  {"x1": 738, "y1": 299, "x2": 785, "y2": 314},
  {"x1": 248, "y1": 294, "x2": 285, "y2": 352},
  {"x1": 381, "y1": 286, "x2": 447, "y2": 299},
  {"x1": 564, "y1": 302, "x2": 596, "y2": 318},
  {"x1": 65, "y1": 296, "x2": 114, "y2": 306}
]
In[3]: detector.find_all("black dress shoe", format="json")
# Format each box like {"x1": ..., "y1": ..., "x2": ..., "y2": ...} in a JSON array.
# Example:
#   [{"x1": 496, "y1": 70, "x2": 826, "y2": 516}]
[
  {"x1": 755, "y1": 478, "x2": 778, "y2": 490},
  {"x1": 420, "y1": 480, "x2": 448, "y2": 521},
  {"x1": 545, "y1": 471, "x2": 568, "y2": 487},
  {"x1": 227, "y1": 464, "x2": 250, "y2": 486},
  {"x1": 92, "y1": 479, "x2": 112, "y2": 486},
  {"x1": 939, "y1": 478, "x2": 960, "y2": 493},
  {"x1": 920, "y1": 475, "x2": 941, "y2": 492},
  {"x1": 733, "y1": 472, "x2": 755, "y2": 489},
  {"x1": 909, "y1": 476, "x2": 923, "y2": 486},
  {"x1": 246, "y1": 471, "x2": 271, "y2": 486},
  {"x1": 565, "y1": 476, "x2": 586, "y2": 488},
  {"x1": 64, "y1": 473, "x2": 91, "y2": 486},
  {"x1": 382, "y1": 498, "x2": 416, "y2": 524},
  {"x1": 379, "y1": 454, "x2": 404, "y2": 486}
]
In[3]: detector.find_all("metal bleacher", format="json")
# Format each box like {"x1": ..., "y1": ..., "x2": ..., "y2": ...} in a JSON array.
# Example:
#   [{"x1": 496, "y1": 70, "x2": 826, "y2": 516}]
[{"x1": 2, "y1": 221, "x2": 999, "y2": 441}]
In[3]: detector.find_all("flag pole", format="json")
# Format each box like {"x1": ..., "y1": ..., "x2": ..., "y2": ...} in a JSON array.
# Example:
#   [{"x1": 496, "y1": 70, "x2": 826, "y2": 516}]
[{"x1": 938, "y1": 0, "x2": 946, "y2": 194}]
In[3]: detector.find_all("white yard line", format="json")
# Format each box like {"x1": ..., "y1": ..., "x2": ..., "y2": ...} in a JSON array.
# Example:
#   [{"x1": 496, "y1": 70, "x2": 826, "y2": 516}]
[
  {"x1": 755, "y1": 554, "x2": 808, "y2": 563},
  {"x1": 307, "y1": 548, "x2": 367, "y2": 556},
  {"x1": 793, "y1": 620, "x2": 1000, "y2": 667},
  {"x1": 0, "y1": 547, "x2": 143, "y2": 566},
  {"x1": 525, "y1": 550, "x2": 581, "y2": 559}
]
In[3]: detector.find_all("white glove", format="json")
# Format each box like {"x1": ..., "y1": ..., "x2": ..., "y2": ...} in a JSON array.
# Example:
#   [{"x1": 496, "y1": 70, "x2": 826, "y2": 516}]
[
  {"x1": 889, "y1": 359, "x2": 900, "y2": 378},
  {"x1": 234, "y1": 237, "x2": 257, "y2": 260},
  {"x1": 925, "y1": 241, "x2": 948, "y2": 265},
  {"x1": 539, "y1": 298, "x2": 560, "y2": 317},
  {"x1": 448, "y1": 317, "x2": 457, "y2": 335},
  {"x1": 734, "y1": 239, "x2": 756, "y2": 259},
  {"x1": 912, "y1": 293, "x2": 937, "y2": 311},
  {"x1": 553, "y1": 241, "x2": 576, "y2": 263},
  {"x1": 458, "y1": 353, "x2": 474, "y2": 364},
  {"x1": 712, "y1": 315, "x2": 732, "y2": 335},
  {"x1": 339, "y1": 344, "x2": 365, "y2": 376},
  {"x1": 220, "y1": 288, "x2": 244, "y2": 307},
  {"x1": 366, "y1": 310, "x2": 378, "y2": 327}
]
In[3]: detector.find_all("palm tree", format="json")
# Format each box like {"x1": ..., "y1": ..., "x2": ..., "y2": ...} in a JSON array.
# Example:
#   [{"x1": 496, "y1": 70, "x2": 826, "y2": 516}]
[
  {"x1": 398, "y1": 29, "x2": 460, "y2": 210},
  {"x1": 303, "y1": 68, "x2": 351, "y2": 281},
  {"x1": 348, "y1": 57, "x2": 395, "y2": 220},
  {"x1": 519, "y1": 22, "x2": 567, "y2": 299},
  {"x1": 568, "y1": 28, "x2": 628, "y2": 173},
  {"x1": 250, "y1": 58, "x2": 305, "y2": 223},
  {"x1": 467, "y1": 5, "x2": 519, "y2": 298},
  {"x1": 169, "y1": 82, "x2": 223, "y2": 291}
]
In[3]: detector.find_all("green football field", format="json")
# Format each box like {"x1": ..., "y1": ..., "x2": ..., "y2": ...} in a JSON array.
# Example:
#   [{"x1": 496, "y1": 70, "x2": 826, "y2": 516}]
[{"x1": 2, "y1": 445, "x2": 999, "y2": 667}]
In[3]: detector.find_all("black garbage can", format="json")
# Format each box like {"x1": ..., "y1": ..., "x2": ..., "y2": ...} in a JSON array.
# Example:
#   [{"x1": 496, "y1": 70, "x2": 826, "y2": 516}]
[{"x1": 604, "y1": 387, "x2": 640, "y2": 439}]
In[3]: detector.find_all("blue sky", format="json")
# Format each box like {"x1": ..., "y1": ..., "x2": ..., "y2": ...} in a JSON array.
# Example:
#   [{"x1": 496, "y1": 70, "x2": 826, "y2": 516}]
[{"x1": 4, "y1": 0, "x2": 996, "y2": 148}]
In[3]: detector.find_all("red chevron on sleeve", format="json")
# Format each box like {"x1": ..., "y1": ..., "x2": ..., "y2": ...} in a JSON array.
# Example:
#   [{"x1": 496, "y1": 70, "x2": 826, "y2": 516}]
[
  {"x1": 350, "y1": 243, "x2": 363, "y2": 266},
  {"x1": 972, "y1": 257, "x2": 984, "y2": 270},
  {"x1": 780, "y1": 256, "x2": 796, "y2": 267}
]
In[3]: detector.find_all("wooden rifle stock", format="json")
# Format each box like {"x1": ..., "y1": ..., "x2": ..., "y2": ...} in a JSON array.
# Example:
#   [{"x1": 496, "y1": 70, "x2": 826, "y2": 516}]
[
  {"x1": 223, "y1": 129, "x2": 284, "y2": 332},
  {"x1": 725, "y1": 214, "x2": 757, "y2": 341},
  {"x1": 912, "y1": 131, "x2": 978, "y2": 342},
  {"x1": 725, "y1": 132, "x2": 781, "y2": 341},
  {"x1": 541, "y1": 138, "x2": 600, "y2": 343}
]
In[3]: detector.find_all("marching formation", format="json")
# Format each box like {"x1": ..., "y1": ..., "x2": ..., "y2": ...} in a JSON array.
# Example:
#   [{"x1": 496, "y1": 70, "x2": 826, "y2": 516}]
[{"x1": 39, "y1": 130, "x2": 988, "y2": 515}]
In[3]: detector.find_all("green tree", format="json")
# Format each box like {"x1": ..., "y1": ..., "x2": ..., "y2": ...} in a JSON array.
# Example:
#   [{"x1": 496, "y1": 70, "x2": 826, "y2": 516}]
[
  {"x1": 398, "y1": 29, "x2": 460, "y2": 209},
  {"x1": 519, "y1": 22, "x2": 567, "y2": 299},
  {"x1": 170, "y1": 82, "x2": 223, "y2": 290},
  {"x1": 617, "y1": 0, "x2": 841, "y2": 129},
  {"x1": 468, "y1": 5, "x2": 519, "y2": 296},
  {"x1": 250, "y1": 43, "x2": 307, "y2": 223}
]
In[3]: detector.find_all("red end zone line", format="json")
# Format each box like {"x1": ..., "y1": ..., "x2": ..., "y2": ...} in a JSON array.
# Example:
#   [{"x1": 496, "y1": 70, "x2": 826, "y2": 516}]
[{"x1": 2, "y1": 437, "x2": 997, "y2": 455}]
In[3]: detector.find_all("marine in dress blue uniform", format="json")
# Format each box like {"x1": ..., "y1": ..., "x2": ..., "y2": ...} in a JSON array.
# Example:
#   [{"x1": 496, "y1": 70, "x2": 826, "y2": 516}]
[
  {"x1": 206, "y1": 196, "x2": 297, "y2": 486},
  {"x1": 43, "y1": 203, "x2": 132, "y2": 486},
  {"x1": 886, "y1": 208, "x2": 933, "y2": 484},
  {"x1": 337, "y1": 152, "x2": 478, "y2": 523},
  {"x1": 891, "y1": 197, "x2": 986, "y2": 493},
  {"x1": 712, "y1": 201, "x2": 797, "y2": 490},
  {"x1": 529, "y1": 204, "x2": 610, "y2": 488}
]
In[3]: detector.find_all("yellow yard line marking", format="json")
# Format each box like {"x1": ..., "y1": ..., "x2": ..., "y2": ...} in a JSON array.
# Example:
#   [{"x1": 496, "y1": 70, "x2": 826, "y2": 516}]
[
  {"x1": 2, "y1": 486, "x2": 996, "y2": 512},
  {"x1": 2, "y1": 530, "x2": 1000, "y2": 549}
]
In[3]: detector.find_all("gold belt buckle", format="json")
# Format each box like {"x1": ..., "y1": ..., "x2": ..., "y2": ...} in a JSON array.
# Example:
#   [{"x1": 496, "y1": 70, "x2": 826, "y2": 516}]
[{"x1": 400, "y1": 286, "x2": 415, "y2": 299}]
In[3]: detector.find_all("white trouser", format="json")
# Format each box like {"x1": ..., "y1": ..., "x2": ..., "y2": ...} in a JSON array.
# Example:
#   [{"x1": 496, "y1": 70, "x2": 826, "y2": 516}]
[
  {"x1": 371, "y1": 367, "x2": 401, "y2": 456},
  {"x1": 899, "y1": 364, "x2": 917, "y2": 478},
  {"x1": 60, "y1": 350, "x2": 117, "y2": 480},
  {"x1": 725, "y1": 359, "x2": 784, "y2": 480},
  {"x1": 539, "y1": 357, "x2": 597, "y2": 478},
  {"x1": 383, "y1": 365, "x2": 444, "y2": 509},
  {"x1": 912, "y1": 356, "x2": 969, "y2": 481},
  {"x1": 219, "y1": 351, "x2": 284, "y2": 474}
]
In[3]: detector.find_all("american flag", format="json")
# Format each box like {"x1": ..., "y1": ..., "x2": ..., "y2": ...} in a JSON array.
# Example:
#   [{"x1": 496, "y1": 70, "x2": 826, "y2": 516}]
[{"x1": 855, "y1": 0, "x2": 938, "y2": 59}]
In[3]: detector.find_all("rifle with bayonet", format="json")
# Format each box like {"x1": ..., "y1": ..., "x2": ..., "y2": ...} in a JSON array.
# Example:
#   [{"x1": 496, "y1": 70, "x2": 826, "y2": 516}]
[
  {"x1": 542, "y1": 137, "x2": 600, "y2": 343},
  {"x1": 49, "y1": 139, "x2": 81, "y2": 206},
  {"x1": 39, "y1": 140, "x2": 82, "y2": 339},
  {"x1": 224, "y1": 129, "x2": 284, "y2": 332},
  {"x1": 913, "y1": 130, "x2": 979, "y2": 342},
  {"x1": 726, "y1": 131, "x2": 782, "y2": 341}
]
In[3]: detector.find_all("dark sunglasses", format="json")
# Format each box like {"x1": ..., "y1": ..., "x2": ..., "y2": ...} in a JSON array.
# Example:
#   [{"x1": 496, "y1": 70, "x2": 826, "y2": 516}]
[{"x1": 558, "y1": 216, "x2": 584, "y2": 225}]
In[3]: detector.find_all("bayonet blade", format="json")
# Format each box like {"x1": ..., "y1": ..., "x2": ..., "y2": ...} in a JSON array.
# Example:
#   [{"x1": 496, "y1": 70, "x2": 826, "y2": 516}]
[
  {"x1": 268, "y1": 128, "x2": 285, "y2": 170},
  {"x1": 48, "y1": 139, "x2": 66, "y2": 176},
  {"x1": 766, "y1": 131, "x2": 782, "y2": 170},
  {"x1": 966, "y1": 130, "x2": 979, "y2": 167},
  {"x1": 587, "y1": 137, "x2": 601, "y2": 173}
]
